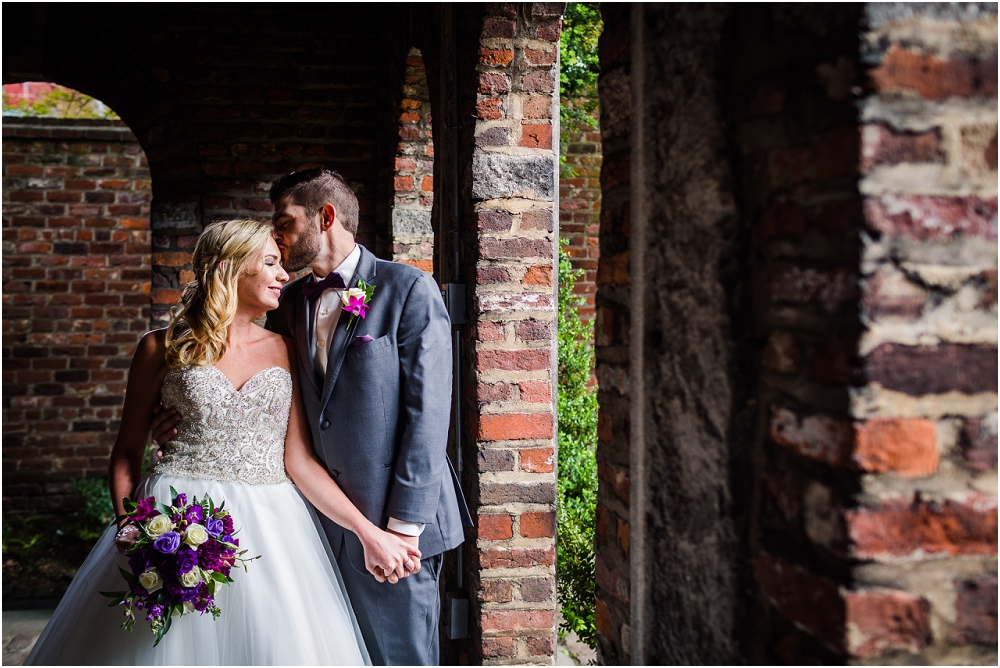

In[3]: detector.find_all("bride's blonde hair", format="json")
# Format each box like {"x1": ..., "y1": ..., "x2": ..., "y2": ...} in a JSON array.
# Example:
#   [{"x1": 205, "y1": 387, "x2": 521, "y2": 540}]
[{"x1": 164, "y1": 218, "x2": 275, "y2": 369}]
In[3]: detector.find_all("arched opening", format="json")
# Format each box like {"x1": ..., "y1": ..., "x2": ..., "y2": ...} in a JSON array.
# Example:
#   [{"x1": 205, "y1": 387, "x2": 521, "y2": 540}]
[
  {"x1": 2, "y1": 82, "x2": 152, "y2": 601},
  {"x1": 391, "y1": 48, "x2": 435, "y2": 275}
]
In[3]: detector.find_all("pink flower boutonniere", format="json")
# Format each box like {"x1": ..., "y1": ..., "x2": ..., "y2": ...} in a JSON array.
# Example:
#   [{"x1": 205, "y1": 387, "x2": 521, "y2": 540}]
[{"x1": 341, "y1": 278, "x2": 375, "y2": 328}]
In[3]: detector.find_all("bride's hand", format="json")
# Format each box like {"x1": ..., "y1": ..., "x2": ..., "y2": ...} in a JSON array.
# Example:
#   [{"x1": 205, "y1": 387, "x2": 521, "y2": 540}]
[
  {"x1": 114, "y1": 525, "x2": 140, "y2": 554},
  {"x1": 360, "y1": 527, "x2": 421, "y2": 584}
]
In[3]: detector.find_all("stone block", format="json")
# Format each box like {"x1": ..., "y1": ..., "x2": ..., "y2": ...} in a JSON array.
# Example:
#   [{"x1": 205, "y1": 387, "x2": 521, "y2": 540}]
[
  {"x1": 391, "y1": 208, "x2": 432, "y2": 237},
  {"x1": 472, "y1": 153, "x2": 555, "y2": 201}
]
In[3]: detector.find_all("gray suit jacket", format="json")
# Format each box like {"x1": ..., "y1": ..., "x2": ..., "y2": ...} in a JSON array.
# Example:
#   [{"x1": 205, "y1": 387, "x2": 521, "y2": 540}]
[{"x1": 267, "y1": 246, "x2": 471, "y2": 566}]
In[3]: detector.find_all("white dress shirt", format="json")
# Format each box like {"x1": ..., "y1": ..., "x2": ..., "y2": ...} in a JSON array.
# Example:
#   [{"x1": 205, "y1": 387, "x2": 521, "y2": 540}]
[{"x1": 309, "y1": 245, "x2": 424, "y2": 538}]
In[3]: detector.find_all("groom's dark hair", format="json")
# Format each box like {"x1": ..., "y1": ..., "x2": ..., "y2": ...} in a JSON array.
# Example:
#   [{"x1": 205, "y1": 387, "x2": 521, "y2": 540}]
[{"x1": 269, "y1": 168, "x2": 360, "y2": 236}]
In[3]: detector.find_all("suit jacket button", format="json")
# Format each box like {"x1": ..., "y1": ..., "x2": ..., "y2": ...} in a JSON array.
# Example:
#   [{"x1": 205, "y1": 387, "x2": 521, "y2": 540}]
[{"x1": 321, "y1": 420, "x2": 330, "y2": 429}]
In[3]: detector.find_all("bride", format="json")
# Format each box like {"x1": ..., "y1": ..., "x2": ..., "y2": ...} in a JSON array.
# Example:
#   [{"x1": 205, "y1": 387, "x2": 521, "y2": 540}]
[{"x1": 26, "y1": 218, "x2": 419, "y2": 665}]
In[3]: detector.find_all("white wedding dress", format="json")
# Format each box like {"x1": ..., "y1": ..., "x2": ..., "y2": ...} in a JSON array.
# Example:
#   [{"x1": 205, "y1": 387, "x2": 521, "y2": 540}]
[{"x1": 26, "y1": 365, "x2": 371, "y2": 665}]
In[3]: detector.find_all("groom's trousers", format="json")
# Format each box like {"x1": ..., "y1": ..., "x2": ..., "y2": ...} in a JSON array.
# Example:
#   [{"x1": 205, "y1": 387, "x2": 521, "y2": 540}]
[{"x1": 337, "y1": 538, "x2": 444, "y2": 666}]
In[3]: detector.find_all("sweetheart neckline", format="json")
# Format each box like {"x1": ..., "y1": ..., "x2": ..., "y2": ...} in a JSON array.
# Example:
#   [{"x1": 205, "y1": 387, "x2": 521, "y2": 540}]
[{"x1": 168, "y1": 364, "x2": 290, "y2": 393}]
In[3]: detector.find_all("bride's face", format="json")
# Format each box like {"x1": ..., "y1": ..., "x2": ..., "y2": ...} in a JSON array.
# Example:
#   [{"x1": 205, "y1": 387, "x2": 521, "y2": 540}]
[{"x1": 237, "y1": 237, "x2": 289, "y2": 313}]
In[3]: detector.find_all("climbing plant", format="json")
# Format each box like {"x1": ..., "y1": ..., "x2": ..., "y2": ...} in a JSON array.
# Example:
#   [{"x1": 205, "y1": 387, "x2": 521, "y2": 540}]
[
  {"x1": 556, "y1": 242, "x2": 598, "y2": 650},
  {"x1": 2, "y1": 84, "x2": 118, "y2": 119},
  {"x1": 559, "y1": 2, "x2": 602, "y2": 175}
]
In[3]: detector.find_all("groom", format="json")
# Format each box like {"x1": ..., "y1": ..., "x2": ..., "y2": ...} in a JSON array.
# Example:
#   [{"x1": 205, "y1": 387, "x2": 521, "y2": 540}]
[
  {"x1": 265, "y1": 169, "x2": 471, "y2": 665},
  {"x1": 155, "y1": 168, "x2": 471, "y2": 665}
]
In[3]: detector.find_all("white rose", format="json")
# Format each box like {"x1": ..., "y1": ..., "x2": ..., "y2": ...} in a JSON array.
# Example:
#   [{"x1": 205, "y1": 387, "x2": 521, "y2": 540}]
[
  {"x1": 183, "y1": 523, "x2": 209, "y2": 548},
  {"x1": 145, "y1": 514, "x2": 172, "y2": 536},
  {"x1": 138, "y1": 568, "x2": 163, "y2": 593},
  {"x1": 179, "y1": 569, "x2": 202, "y2": 588},
  {"x1": 341, "y1": 287, "x2": 366, "y2": 306},
  {"x1": 182, "y1": 601, "x2": 196, "y2": 614}
]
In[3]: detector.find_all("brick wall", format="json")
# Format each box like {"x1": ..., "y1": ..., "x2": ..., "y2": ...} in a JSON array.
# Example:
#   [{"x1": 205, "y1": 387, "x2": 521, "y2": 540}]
[
  {"x1": 2, "y1": 118, "x2": 151, "y2": 512},
  {"x1": 593, "y1": 2, "x2": 632, "y2": 662},
  {"x1": 459, "y1": 3, "x2": 563, "y2": 664},
  {"x1": 392, "y1": 47, "x2": 436, "y2": 274},
  {"x1": 559, "y1": 103, "x2": 601, "y2": 322}
]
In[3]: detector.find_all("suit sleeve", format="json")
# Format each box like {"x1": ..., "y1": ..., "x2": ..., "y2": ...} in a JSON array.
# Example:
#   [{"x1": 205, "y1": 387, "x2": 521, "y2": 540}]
[{"x1": 385, "y1": 272, "x2": 452, "y2": 524}]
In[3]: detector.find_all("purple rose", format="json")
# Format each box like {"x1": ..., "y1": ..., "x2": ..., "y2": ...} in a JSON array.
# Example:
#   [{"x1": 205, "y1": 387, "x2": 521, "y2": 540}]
[
  {"x1": 175, "y1": 548, "x2": 198, "y2": 574},
  {"x1": 174, "y1": 493, "x2": 187, "y2": 507},
  {"x1": 154, "y1": 531, "x2": 181, "y2": 554},
  {"x1": 185, "y1": 504, "x2": 204, "y2": 524},
  {"x1": 205, "y1": 518, "x2": 224, "y2": 538},
  {"x1": 133, "y1": 497, "x2": 157, "y2": 521},
  {"x1": 221, "y1": 514, "x2": 234, "y2": 534}
]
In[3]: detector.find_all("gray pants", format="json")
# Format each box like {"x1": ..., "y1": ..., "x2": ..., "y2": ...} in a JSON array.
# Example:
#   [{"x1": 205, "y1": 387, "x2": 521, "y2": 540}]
[{"x1": 338, "y1": 538, "x2": 444, "y2": 666}]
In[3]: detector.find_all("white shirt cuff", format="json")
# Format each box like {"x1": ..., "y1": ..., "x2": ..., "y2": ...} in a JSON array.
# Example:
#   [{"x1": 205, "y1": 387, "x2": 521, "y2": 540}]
[{"x1": 387, "y1": 518, "x2": 425, "y2": 536}]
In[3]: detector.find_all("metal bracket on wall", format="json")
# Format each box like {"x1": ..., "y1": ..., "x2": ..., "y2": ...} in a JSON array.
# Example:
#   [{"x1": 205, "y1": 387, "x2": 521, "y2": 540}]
[{"x1": 442, "y1": 283, "x2": 467, "y2": 325}]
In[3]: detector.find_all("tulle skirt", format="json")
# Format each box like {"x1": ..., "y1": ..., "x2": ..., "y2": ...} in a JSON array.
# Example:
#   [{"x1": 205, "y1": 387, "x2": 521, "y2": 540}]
[{"x1": 25, "y1": 474, "x2": 371, "y2": 666}]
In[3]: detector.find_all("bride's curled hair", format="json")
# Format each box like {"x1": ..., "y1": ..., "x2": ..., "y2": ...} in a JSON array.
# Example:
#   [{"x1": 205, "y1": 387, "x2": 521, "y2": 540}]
[{"x1": 165, "y1": 218, "x2": 275, "y2": 368}]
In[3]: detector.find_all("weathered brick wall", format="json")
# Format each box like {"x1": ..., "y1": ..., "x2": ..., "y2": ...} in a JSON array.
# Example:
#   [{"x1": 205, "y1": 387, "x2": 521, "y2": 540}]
[
  {"x1": 458, "y1": 3, "x2": 563, "y2": 664},
  {"x1": 559, "y1": 103, "x2": 601, "y2": 322},
  {"x1": 2, "y1": 118, "x2": 151, "y2": 512},
  {"x1": 392, "y1": 47, "x2": 436, "y2": 274},
  {"x1": 592, "y1": 2, "x2": 631, "y2": 663},
  {"x1": 596, "y1": 3, "x2": 997, "y2": 664}
]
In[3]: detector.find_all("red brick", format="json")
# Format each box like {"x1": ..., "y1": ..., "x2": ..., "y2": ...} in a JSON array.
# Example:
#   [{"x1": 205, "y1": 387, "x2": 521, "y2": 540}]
[
  {"x1": 481, "y1": 608, "x2": 555, "y2": 632},
  {"x1": 754, "y1": 552, "x2": 844, "y2": 649},
  {"x1": 863, "y1": 195, "x2": 998, "y2": 241},
  {"x1": 847, "y1": 494, "x2": 998, "y2": 559},
  {"x1": 520, "y1": 511, "x2": 555, "y2": 538},
  {"x1": 520, "y1": 447, "x2": 554, "y2": 473},
  {"x1": 151, "y1": 288, "x2": 182, "y2": 304},
  {"x1": 516, "y1": 319, "x2": 551, "y2": 341},
  {"x1": 757, "y1": 202, "x2": 806, "y2": 242},
  {"x1": 479, "y1": 546, "x2": 556, "y2": 570},
  {"x1": 524, "y1": 47, "x2": 556, "y2": 66},
  {"x1": 595, "y1": 597, "x2": 612, "y2": 637},
  {"x1": 521, "y1": 70, "x2": 555, "y2": 93},
  {"x1": 478, "y1": 237, "x2": 552, "y2": 260},
  {"x1": 481, "y1": 17, "x2": 516, "y2": 39},
  {"x1": 480, "y1": 637, "x2": 516, "y2": 658},
  {"x1": 961, "y1": 416, "x2": 998, "y2": 472},
  {"x1": 478, "y1": 72, "x2": 510, "y2": 95},
  {"x1": 853, "y1": 418, "x2": 938, "y2": 476},
  {"x1": 476, "y1": 321, "x2": 505, "y2": 342},
  {"x1": 527, "y1": 636, "x2": 555, "y2": 656},
  {"x1": 478, "y1": 579, "x2": 514, "y2": 603},
  {"x1": 598, "y1": 462, "x2": 629, "y2": 503},
  {"x1": 523, "y1": 95, "x2": 552, "y2": 119},
  {"x1": 478, "y1": 513, "x2": 513, "y2": 540},
  {"x1": 864, "y1": 343, "x2": 998, "y2": 396},
  {"x1": 476, "y1": 349, "x2": 550, "y2": 372},
  {"x1": 518, "y1": 381, "x2": 551, "y2": 403},
  {"x1": 476, "y1": 98, "x2": 503, "y2": 120},
  {"x1": 520, "y1": 209, "x2": 553, "y2": 231},
  {"x1": 761, "y1": 331, "x2": 801, "y2": 373},
  {"x1": 954, "y1": 577, "x2": 998, "y2": 646},
  {"x1": 478, "y1": 381, "x2": 513, "y2": 403},
  {"x1": 479, "y1": 47, "x2": 514, "y2": 67},
  {"x1": 393, "y1": 175, "x2": 414, "y2": 191},
  {"x1": 768, "y1": 404, "x2": 852, "y2": 467},
  {"x1": 520, "y1": 123, "x2": 552, "y2": 149},
  {"x1": 861, "y1": 124, "x2": 944, "y2": 172},
  {"x1": 477, "y1": 210, "x2": 514, "y2": 232},
  {"x1": 152, "y1": 252, "x2": 191, "y2": 267},
  {"x1": 844, "y1": 590, "x2": 930, "y2": 657},
  {"x1": 478, "y1": 413, "x2": 553, "y2": 441},
  {"x1": 477, "y1": 448, "x2": 515, "y2": 472},
  {"x1": 477, "y1": 267, "x2": 512, "y2": 284},
  {"x1": 535, "y1": 20, "x2": 561, "y2": 42},
  {"x1": 420, "y1": 175, "x2": 433, "y2": 191},
  {"x1": 522, "y1": 265, "x2": 552, "y2": 285},
  {"x1": 870, "y1": 47, "x2": 998, "y2": 100}
]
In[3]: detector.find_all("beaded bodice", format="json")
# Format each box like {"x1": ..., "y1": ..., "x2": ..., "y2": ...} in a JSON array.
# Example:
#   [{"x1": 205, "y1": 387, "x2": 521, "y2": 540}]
[{"x1": 153, "y1": 365, "x2": 293, "y2": 485}]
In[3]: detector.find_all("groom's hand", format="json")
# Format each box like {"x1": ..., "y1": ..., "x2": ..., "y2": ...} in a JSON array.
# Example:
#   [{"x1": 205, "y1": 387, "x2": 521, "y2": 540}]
[
  {"x1": 387, "y1": 529, "x2": 421, "y2": 575},
  {"x1": 150, "y1": 404, "x2": 182, "y2": 448}
]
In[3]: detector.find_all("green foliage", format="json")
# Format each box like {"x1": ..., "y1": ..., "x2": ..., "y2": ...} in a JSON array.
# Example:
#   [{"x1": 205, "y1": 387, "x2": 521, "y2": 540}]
[
  {"x1": 556, "y1": 241, "x2": 598, "y2": 650},
  {"x1": 71, "y1": 477, "x2": 116, "y2": 539},
  {"x1": 2, "y1": 85, "x2": 118, "y2": 119},
  {"x1": 559, "y1": 3, "x2": 603, "y2": 176}
]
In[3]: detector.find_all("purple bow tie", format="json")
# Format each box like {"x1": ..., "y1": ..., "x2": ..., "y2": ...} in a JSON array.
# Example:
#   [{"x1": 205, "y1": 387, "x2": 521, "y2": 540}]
[{"x1": 301, "y1": 271, "x2": 347, "y2": 301}]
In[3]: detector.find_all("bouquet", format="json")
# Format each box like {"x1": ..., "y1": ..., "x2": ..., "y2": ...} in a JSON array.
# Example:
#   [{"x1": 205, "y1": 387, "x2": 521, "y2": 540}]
[{"x1": 101, "y1": 487, "x2": 258, "y2": 645}]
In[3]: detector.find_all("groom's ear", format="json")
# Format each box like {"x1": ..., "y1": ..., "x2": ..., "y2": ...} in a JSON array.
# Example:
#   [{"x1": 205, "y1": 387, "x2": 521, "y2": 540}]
[{"x1": 320, "y1": 203, "x2": 337, "y2": 231}]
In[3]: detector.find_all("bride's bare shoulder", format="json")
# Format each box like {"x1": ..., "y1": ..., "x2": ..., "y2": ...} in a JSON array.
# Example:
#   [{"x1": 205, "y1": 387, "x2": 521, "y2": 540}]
[{"x1": 253, "y1": 326, "x2": 296, "y2": 369}]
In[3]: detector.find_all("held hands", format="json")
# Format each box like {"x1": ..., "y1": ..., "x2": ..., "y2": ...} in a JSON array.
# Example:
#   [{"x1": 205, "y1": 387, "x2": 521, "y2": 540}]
[
  {"x1": 150, "y1": 404, "x2": 182, "y2": 448},
  {"x1": 114, "y1": 524, "x2": 140, "y2": 554},
  {"x1": 360, "y1": 526, "x2": 421, "y2": 584}
]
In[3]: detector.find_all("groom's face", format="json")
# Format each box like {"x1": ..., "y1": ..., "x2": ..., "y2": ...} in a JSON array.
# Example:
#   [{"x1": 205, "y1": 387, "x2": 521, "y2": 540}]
[{"x1": 271, "y1": 194, "x2": 322, "y2": 273}]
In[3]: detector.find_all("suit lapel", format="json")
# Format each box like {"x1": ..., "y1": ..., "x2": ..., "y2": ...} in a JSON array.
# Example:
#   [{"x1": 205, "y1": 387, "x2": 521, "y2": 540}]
[
  {"x1": 320, "y1": 246, "x2": 378, "y2": 410},
  {"x1": 293, "y1": 282, "x2": 320, "y2": 395}
]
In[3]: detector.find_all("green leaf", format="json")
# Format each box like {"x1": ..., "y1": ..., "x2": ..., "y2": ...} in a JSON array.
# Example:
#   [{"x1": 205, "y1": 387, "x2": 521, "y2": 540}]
[
  {"x1": 153, "y1": 501, "x2": 172, "y2": 515},
  {"x1": 118, "y1": 566, "x2": 139, "y2": 584},
  {"x1": 123, "y1": 498, "x2": 137, "y2": 512},
  {"x1": 210, "y1": 571, "x2": 228, "y2": 583}
]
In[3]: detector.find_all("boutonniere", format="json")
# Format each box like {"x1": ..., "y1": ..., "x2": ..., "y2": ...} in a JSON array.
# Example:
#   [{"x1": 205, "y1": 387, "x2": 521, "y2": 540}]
[{"x1": 341, "y1": 278, "x2": 375, "y2": 328}]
